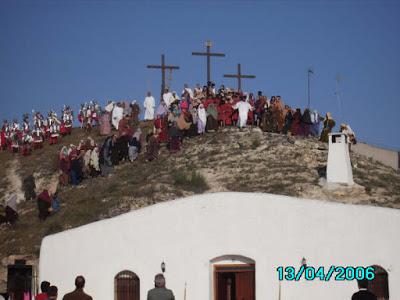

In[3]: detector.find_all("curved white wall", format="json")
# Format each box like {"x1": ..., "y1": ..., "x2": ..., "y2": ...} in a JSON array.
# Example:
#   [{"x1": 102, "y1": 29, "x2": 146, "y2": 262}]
[{"x1": 39, "y1": 192, "x2": 400, "y2": 300}]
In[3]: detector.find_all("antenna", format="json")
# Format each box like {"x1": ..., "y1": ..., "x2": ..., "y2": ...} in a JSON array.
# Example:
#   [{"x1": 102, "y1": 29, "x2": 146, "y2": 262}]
[
  {"x1": 335, "y1": 74, "x2": 343, "y2": 124},
  {"x1": 307, "y1": 67, "x2": 314, "y2": 108}
]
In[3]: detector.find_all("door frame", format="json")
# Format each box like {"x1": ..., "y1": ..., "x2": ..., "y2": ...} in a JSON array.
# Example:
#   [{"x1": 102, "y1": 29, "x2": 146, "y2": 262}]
[{"x1": 213, "y1": 264, "x2": 256, "y2": 300}]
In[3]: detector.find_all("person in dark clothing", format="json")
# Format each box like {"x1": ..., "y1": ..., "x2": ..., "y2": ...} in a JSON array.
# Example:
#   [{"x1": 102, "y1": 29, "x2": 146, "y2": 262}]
[
  {"x1": 37, "y1": 190, "x2": 52, "y2": 221},
  {"x1": 116, "y1": 135, "x2": 130, "y2": 162},
  {"x1": 62, "y1": 276, "x2": 92, "y2": 300},
  {"x1": 0, "y1": 195, "x2": 19, "y2": 225},
  {"x1": 168, "y1": 122, "x2": 182, "y2": 153},
  {"x1": 351, "y1": 279, "x2": 377, "y2": 300},
  {"x1": 291, "y1": 108, "x2": 303, "y2": 136},
  {"x1": 282, "y1": 108, "x2": 293, "y2": 135},
  {"x1": 47, "y1": 286, "x2": 58, "y2": 300},
  {"x1": 70, "y1": 154, "x2": 82, "y2": 187},
  {"x1": 0, "y1": 205, "x2": 19, "y2": 225},
  {"x1": 301, "y1": 108, "x2": 313, "y2": 137},
  {"x1": 22, "y1": 175, "x2": 36, "y2": 200},
  {"x1": 146, "y1": 132, "x2": 159, "y2": 162},
  {"x1": 260, "y1": 107, "x2": 275, "y2": 132},
  {"x1": 147, "y1": 274, "x2": 175, "y2": 300},
  {"x1": 110, "y1": 135, "x2": 120, "y2": 166}
]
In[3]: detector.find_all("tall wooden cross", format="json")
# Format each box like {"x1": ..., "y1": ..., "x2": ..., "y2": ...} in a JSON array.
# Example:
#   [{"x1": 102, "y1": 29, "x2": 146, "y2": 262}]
[
  {"x1": 223, "y1": 63, "x2": 256, "y2": 91},
  {"x1": 192, "y1": 40, "x2": 225, "y2": 83},
  {"x1": 147, "y1": 54, "x2": 180, "y2": 100}
]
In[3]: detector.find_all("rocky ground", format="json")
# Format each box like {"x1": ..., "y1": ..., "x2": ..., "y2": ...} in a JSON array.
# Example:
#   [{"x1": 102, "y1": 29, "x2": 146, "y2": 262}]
[{"x1": 0, "y1": 126, "x2": 399, "y2": 290}]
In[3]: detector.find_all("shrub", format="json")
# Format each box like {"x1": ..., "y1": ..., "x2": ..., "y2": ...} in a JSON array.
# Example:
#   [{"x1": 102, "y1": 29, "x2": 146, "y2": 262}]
[
  {"x1": 251, "y1": 139, "x2": 261, "y2": 149},
  {"x1": 172, "y1": 170, "x2": 209, "y2": 194}
]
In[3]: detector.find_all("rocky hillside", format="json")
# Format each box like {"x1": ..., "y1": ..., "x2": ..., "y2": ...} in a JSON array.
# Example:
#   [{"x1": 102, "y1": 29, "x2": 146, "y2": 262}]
[{"x1": 0, "y1": 125, "x2": 399, "y2": 290}]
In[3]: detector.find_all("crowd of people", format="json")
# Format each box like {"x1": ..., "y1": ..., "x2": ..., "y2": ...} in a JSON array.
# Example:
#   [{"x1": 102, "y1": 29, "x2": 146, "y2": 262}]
[
  {"x1": 0, "y1": 107, "x2": 73, "y2": 155},
  {"x1": 0, "y1": 81, "x2": 358, "y2": 226},
  {"x1": 4, "y1": 273, "x2": 376, "y2": 300},
  {"x1": 4, "y1": 274, "x2": 175, "y2": 300}
]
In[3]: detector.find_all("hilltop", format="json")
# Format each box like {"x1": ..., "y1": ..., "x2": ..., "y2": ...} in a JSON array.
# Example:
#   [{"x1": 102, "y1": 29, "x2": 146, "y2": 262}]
[{"x1": 0, "y1": 125, "x2": 399, "y2": 289}]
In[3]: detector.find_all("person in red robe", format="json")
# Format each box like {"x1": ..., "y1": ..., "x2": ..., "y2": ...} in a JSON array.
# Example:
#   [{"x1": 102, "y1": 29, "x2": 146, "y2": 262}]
[
  {"x1": 154, "y1": 115, "x2": 168, "y2": 143},
  {"x1": 0, "y1": 129, "x2": 6, "y2": 151},
  {"x1": 255, "y1": 93, "x2": 267, "y2": 126},
  {"x1": 291, "y1": 108, "x2": 303, "y2": 136},
  {"x1": 246, "y1": 93, "x2": 255, "y2": 125},
  {"x1": 231, "y1": 96, "x2": 240, "y2": 126}
]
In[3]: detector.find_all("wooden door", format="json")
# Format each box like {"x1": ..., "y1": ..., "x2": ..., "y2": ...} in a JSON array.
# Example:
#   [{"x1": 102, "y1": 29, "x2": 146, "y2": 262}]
[
  {"x1": 236, "y1": 271, "x2": 255, "y2": 300},
  {"x1": 214, "y1": 264, "x2": 255, "y2": 300},
  {"x1": 115, "y1": 271, "x2": 140, "y2": 300}
]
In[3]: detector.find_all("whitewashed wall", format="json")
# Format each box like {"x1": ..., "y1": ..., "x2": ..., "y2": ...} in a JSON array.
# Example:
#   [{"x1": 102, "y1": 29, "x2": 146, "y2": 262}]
[
  {"x1": 39, "y1": 192, "x2": 400, "y2": 300},
  {"x1": 352, "y1": 142, "x2": 399, "y2": 170}
]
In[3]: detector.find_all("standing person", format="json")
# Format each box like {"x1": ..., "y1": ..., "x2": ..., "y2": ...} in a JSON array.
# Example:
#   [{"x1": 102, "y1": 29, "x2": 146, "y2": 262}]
[
  {"x1": 128, "y1": 136, "x2": 141, "y2": 162},
  {"x1": 147, "y1": 274, "x2": 175, "y2": 300},
  {"x1": 301, "y1": 108, "x2": 312, "y2": 137},
  {"x1": 100, "y1": 136, "x2": 113, "y2": 177},
  {"x1": 47, "y1": 286, "x2": 58, "y2": 300},
  {"x1": 320, "y1": 112, "x2": 336, "y2": 143},
  {"x1": 162, "y1": 88, "x2": 174, "y2": 108},
  {"x1": 35, "y1": 281, "x2": 50, "y2": 300},
  {"x1": 197, "y1": 104, "x2": 207, "y2": 134},
  {"x1": 282, "y1": 106, "x2": 293, "y2": 135},
  {"x1": 340, "y1": 123, "x2": 357, "y2": 144},
  {"x1": 62, "y1": 276, "x2": 92, "y2": 300},
  {"x1": 145, "y1": 132, "x2": 159, "y2": 162},
  {"x1": 130, "y1": 100, "x2": 140, "y2": 126},
  {"x1": 233, "y1": 97, "x2": 252, "y2": 129},
  {"x1": 70, "y1": 152, "x2": 82, "y2": 187},
  {"x1": 206, "y1": 102, "x2": 219, "y2": 131},
  {"x1": 351, "y1": 279, "x2": 377, "y2": 300},
  {"x1": 144, "y1": 92, "x2": 156, "y2": 121},
  {"x1": 168, "y1": 122, "x2": 182, "y2": 153},
  {"x1": 112, "y1": 103, "x2": 124, "y2": 130},
  {"x1": 37, "y1": 190, "x2": 52, "y2": 221},
  {"x1": 291, "y1": 108, "x2": 303, "y2": 136},
  {"x1": 59, "y1": 146, "x2": 70, "y2": 186},
  {"x1": 310, "y1": 109, "x2": 322, "y2": 137},
  {"x1": 22, "y1": 174, "x2": 36, "y2": 200},
  {"x1": 99, "y1": 110, "x2": 111, "y2": 136}
]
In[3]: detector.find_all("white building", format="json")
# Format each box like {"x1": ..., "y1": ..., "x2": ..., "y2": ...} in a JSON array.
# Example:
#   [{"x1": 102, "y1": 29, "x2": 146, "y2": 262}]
[
  {"x1": 327, "y1": 132, "x2": 354, "y2": 185},
  {"x1": 39, "y1": 192, "x2": 399, "y2": 300}
]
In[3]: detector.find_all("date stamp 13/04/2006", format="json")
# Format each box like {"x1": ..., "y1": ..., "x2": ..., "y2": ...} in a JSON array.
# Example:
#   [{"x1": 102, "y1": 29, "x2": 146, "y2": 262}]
[{"x1": 277, "y1": 266, "x2": 375, "y2": 281}]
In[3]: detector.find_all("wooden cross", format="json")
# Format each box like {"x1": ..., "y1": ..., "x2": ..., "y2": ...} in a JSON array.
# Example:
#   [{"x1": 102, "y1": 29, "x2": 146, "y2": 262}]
[
  {"x1": 223, "y1": 63, "x2": 255, "y2": 91},
  {"x1": 192, "y1": 40, "x2": 225, "y2": 83},
  {"x1": 147, "y1": 54, "x2": 180, "y2": 100}
]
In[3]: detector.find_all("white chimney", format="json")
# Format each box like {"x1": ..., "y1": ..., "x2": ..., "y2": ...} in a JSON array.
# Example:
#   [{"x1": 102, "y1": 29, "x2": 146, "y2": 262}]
[{"x1": 327, "y1": 133, "x2": 354, "y2": 185}]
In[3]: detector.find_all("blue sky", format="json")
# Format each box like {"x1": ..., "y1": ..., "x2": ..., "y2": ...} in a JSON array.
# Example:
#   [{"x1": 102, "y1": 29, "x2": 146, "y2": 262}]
[{"x1": 1, "y1": 0, "x2": 399, "y2": 149}]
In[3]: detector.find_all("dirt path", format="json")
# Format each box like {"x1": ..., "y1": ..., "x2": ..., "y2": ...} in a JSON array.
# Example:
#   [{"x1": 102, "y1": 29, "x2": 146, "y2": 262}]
[{"x1": 4, "y1": 158, "x2": 24, "y2": 203}]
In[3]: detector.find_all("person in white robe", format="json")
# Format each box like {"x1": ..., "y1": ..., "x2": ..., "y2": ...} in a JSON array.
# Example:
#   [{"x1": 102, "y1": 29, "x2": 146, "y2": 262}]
[
  {"x1": 340, "y1": 123, "x2": 357, "y2": 144},
  {"x1": 90, "y1": 147, "x2": 100, "y2": 172},
  {"x1": 197, "y1": 104, "x2": 207, "y2": 134},
  {"x1": 163, "y1": 88, "x2": 174, "y2": 108},
  {"x1": 144, "y1": 92, "x2": 156, "y2": 120},
  {"x1": 233, "y1": 99, "x2": 253, "y2": 128},
  {"x1": 105, "y1": 101, "x2": 114, "y2": 113},
  {"x1": 112, "y1": 103, "x2": 124, "y2": 130},
  {"x1": 181, "y1": 84, "x2": 194, "y2": 99}
]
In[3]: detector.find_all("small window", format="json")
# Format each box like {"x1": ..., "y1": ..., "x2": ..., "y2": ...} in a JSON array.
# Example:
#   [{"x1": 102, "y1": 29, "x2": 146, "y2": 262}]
[{"x1": 114, "y1": 270, "x2": 140, "y2": 300}]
